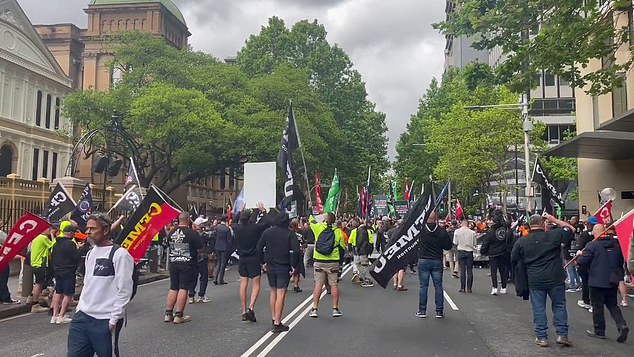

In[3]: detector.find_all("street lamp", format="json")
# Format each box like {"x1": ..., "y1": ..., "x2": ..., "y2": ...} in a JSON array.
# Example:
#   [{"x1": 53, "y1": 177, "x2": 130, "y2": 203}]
[{"x1": 521, "y1": 94, "x2": 533, "y2": 215}]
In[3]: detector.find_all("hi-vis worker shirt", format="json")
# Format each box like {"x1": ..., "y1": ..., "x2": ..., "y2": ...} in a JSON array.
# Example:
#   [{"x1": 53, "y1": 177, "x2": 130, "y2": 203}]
[{"x1": 310, "y1": 221, "x2": 345, "y2": 262}]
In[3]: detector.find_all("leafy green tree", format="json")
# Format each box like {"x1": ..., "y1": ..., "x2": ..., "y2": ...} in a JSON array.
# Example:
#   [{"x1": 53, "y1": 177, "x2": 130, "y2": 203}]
[
  {"x1": 236, "y1": 17, "x2": 389, "y2": 190},
  {"x1": 434, "y1": 0, "x2": 632, "y2": 95}
]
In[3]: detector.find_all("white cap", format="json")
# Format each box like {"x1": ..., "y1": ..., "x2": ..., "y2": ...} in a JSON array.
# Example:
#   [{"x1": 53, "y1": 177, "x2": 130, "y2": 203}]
[{"x1": 193, "y1": 216, "x2": 208, "y2": 226}]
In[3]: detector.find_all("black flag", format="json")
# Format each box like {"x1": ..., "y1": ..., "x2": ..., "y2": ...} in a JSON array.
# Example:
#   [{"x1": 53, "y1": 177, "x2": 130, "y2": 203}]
[
  {"x1": 110, "y1": 185, "x2": 142, "y2": 212},
  {"x1": 43, "y1": 182, "x2": 76, "y2": 222},
  {"x1": 277, "y1": 103, "x2": 299, "y2": 211},
  {"x1": 369, "y1": 192, "x2": 434, "y2": 288},
  {"x1": 70, "y1": 184, "x2": 94, "y2": 231},
  {"x1": 532, "y1": 158, "x2": 563, "y2": 213}
]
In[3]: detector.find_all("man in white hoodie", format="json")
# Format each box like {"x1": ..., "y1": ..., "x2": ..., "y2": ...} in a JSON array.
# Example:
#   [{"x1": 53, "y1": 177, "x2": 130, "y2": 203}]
[{"x1": 67, "y1": 213, "x2": 134, "y2": 357}]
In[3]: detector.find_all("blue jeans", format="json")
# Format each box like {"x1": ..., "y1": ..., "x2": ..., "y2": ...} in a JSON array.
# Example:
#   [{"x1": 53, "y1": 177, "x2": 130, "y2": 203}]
[
  {"x1": 189, "y1": 259, "x2": 209, "y2": 297},
  {"x1": 67, "y1": 311, "x2": 112, "y2": 357},
  {"x1": 529, "y1": 284, "x2": 569, "y2": 340},
  {"x1": 565, "y1": 262, "x2": 581, "y2": 289},
  {"x1": 418, "y1": 259, "x2": 444, "y2": 313}
]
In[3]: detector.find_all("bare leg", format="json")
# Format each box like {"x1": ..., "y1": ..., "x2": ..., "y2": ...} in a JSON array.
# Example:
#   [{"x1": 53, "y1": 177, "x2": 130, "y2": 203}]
[
  {"x1": 330, "y1": 285, "x2": 339, "y2": 308},
  {"x1": 274, "y1": 288, "x2": 287, "y2": 324},
  {"x1": 312, "y1": 283, "x2": 322, "y2": 309},
  {"x1": 269, "y1": 289, "x2": 276, "y2": 322},
  {"x1": 397, "y1": 270, "x2": 405, "y2": 287},
  {"x1": 59, "y1": 295, "x2": 72, "y2": 317},
  {"x1": 166, "y1": 289, "x2": 177, "y2": 310},
  {"x1": 249, "y1": 277, "x2": 261, "y2": 310},
  {"x1": 32, "y1": 284, "x2": 42, "y2": 303},
  {"x1": 239, "y1": 277, "x2": 248, "y2": 313},
  {"x1": 619, "y1": 281, "x2": 628, "y2": 304},
  {"x1": 51, "y1": 293, "x2": 61, "y2": 317},
  {"x1": 175, "y1": 289, "x2": 188, "y2": 313}
]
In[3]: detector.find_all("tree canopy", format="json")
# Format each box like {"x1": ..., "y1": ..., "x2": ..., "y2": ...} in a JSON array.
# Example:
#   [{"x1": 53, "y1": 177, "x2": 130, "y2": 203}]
[{"x1": 435, "y1": 0, "x2": 633, "y2": 95}]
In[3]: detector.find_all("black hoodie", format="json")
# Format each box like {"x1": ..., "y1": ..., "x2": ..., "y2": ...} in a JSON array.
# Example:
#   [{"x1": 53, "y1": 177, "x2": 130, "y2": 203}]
[
  {"x1": 417, "y1": 223, "x2": 452, "y2": 261},
  {"x1": 481, "y1": 224, "x2": 512, "y2": 258}
]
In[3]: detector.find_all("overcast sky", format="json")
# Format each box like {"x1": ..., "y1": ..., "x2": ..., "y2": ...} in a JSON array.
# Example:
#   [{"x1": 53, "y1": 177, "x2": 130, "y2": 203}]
[{"x1": 18, "y1": 0, "x2": 445, "y2": 159}]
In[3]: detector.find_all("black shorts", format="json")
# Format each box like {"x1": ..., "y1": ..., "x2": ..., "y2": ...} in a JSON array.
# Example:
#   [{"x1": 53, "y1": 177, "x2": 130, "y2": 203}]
[
  {"x1": 54, "y1": 274, "x2": 76, "y2": 296},
  {"x1": 267, "y1": 264, "x2": 291, "y2": 289},
  {"x1": 239, "y1": 256, "x2": 262, "y2": 278},
  {"x1": 34, "y1": 267, "x2": 47, "y2": 285},
  {"x1": 169, "y1": 263, "x2": 195, "y2": 291}
]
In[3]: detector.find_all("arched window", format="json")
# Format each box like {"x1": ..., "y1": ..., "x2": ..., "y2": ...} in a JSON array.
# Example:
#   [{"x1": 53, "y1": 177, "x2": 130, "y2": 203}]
[
  {"x1": 0, "y1": 144, "x2": 13, "y2": 176},
  {"x1": 54, "y1": 97, "x2": 60, "y2": 129},
  {"x1": 35, "y1": 90, "x2": 42, "y2": 126},
  {"x1": 45, "y1": 94, "x2": 52, "y2": 129}
]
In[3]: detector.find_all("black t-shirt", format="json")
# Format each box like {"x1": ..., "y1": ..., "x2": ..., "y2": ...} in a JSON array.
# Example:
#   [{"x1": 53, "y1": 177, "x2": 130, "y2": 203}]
[
  {"x1": 257, "y1": 226, "x2": 301, "y2": 267},
  {"x1": 168, "y1": 226, "x2": 202, "y2": 265},
  {"x1": 418, "y1": 224, "x2": 452, "y2": 261}
]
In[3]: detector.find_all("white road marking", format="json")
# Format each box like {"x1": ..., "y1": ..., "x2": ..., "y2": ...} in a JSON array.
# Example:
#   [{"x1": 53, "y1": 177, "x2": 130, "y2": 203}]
[
  {"x1": 443, "y1": 290, "x2": 460, "y2": 311},
  {"x1": 0, "y1": 312, "x2": 32, "y2": 323},
  {"x1": 242, "y1": 263, "x2": 352, "y2": 357}
]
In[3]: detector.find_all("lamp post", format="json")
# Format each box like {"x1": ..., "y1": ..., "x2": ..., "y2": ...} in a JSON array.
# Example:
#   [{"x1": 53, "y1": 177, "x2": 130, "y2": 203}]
[{"x1": 521, "y1": 94, "x2": 533, "y2": 215}]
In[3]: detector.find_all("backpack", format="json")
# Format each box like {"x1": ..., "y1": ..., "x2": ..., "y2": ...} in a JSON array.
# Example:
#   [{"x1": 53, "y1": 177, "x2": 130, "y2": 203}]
[
  {"x1": 315, "y1": 225, "x2": 336, "y2": 256},
  {"x1": 88, "y1": 244, "x2": 140, "y2": 300}
]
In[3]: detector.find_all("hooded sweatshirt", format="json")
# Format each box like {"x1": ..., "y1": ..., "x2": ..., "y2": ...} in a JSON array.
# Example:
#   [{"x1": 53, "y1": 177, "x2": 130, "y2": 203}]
[
  {"x1": 578, "y1": 236, "x2": 624, "y2": 289},
  {"x1": 480, "y1": 224, "x2": 512, "y2": 258}
]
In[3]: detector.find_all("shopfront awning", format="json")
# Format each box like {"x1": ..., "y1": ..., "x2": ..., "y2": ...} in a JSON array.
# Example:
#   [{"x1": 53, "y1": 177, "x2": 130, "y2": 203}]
[
  {"x1": 599, "y1": 108, "x2": 634, "y2": 132},
  {"x1": 544, "y1": 131, "x2": 634, "y2": 160}
]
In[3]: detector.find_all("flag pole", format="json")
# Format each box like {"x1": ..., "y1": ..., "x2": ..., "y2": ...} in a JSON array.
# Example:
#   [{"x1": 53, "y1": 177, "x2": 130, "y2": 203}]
[
  {"x1": 130, "y1": 157, "x2": 144, "y2": 199},
  {"x1": 290, "y1": 101, "x2": 313, "y2": 212}
]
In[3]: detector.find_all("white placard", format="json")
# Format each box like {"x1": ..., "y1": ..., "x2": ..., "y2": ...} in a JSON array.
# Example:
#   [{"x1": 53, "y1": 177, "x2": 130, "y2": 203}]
[{"x1": 243, "y1": 162, "x2": 277, "y2": 208}]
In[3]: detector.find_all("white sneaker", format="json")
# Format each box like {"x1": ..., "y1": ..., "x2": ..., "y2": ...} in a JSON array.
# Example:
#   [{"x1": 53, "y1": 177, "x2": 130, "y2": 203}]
[
  {"x1": 500, "y1": 288, "x2": 507, "y2": 295},
  {"x1": 197, "y1": 296, "x2": 210, "y2": 303},
  {"x1": 588, "y1": 307, "x2": 593, "y2": 313},
  {"x1": 491, "y1": 288, "x2": 498, "y2": 296},
  {"x1": 56, "y1": 316, "x2": 72, "y2": 324},
  {"x1": 50, "y1": 316, "x2": 57, "y2": 324},
  {"x1": 577, "y1": 300, "x2": 591, "y2": 309},
  {"x1": 188, "y1": 297, "x2": 195, "y2": 304}
]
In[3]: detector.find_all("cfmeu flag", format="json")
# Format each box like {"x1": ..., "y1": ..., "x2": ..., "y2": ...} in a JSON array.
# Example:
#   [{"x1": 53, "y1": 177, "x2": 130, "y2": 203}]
[
  {"x1": 71, "y1": 184, "x2": 94, "y2": 231},
  {"x1": 0, "y1": 212, "x2": 50, "y2": 272},
  {"x1": 370, "y1": 192, "x2": 434, "y2": 288},
  {"x1": 43, "y1": 182, "x2": 76, "y2": 222},
  {"x1": 614, "y1": 208, "x2": 634, "y2": 263},
  {"x1": 277, "y1": 103, "x2": 299, "y2": 212},
  {"x1": 114, "y1": 186, "x2": 180, "y2": 263},
  {"x1": 594, "y1": 200, "x2": 613, "y2": 225}
]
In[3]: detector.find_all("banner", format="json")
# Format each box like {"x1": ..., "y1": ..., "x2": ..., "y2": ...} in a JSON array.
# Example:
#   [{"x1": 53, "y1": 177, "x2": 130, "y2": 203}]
[
  {"x1": 277, "y1": 103, "x2": 299, "y2": 212},
  {"x1": 404, "y1": 177, "x2": 410, "y2": 202},
  {"x1": 0, "y1": 212, "x2": 50, "y2": 272},
  {"x1": 455, "y1": 198, "x2": 464, "y2": 221},
  {"x1": 394, "y1": 200, "x2": 409, "y2": 216},
  {"x1": 115, "y1": 186, "x2": 180, "y2": 263},
  {"x1": 373, "y1": 195, "x2": 388, "y2": 217},
  {"x1": 71, "y1": 184, "x2": 94, "y2": 232},
  {"x1": 533, "y1": 158, "x2": 564, "y2": 212},
  {"x1": 370, "y1": 193, "x2": 434, "y2": 288},
  {"x1": 594, "y1": 200, "x2": 613, "y2": 225},
  {"x1": 614, "y1": 208, "x2": 634, "y2": 262},
  {"x1": 244, "y1": 162, "x2": 276, "y2": 208},
  {"x1": 314, "y1": 172, "x2": 324, "y2": 214},
  {"x1": 324, "y1": 169, "x2": 340, "y2": 213},
  {"x1": 43, "y1": 182, "x2": 76, "y2": 222},
  {"x1": 110, "y1": 185, "x2": 143, "y2": 213}
]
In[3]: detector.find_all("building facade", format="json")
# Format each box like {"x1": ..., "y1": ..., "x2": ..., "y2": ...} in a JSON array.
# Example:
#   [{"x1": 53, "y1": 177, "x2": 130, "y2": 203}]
[
  {"x1": 547, "y1": 7, "x2": 634, "y2": 216},
  {"x1": 0, "y1": 0, "x2": 73, "y2": 182},
  {"x1": 443, "y1": 1, "x2": 488, "y2": 71}
]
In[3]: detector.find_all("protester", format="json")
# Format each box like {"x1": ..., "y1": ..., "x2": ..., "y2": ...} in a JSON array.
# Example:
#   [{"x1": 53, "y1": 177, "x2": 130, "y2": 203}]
[
  {"x1": 29, "y1": 224, "x2": 57, "y2": 313},
  {"x1": 67, "y1": 213, "x2": 134, "y2": 357},
  {"x1": 443, "y1": 220, "x2": 459, "y2": 279},
  {"x1": 481, "y1": 211, "x2": 513, "y2": 295},
  {"x1": 577, "y1": 216, "x2": 597, "y2": 311},
  {"x1": 416, "y1": 211, "x2": 452, "y2": 319},
  {"x1": 347, "y1": 218, "x2": 361, "y2": 284},
  {"x1": 213, "y1": 216, "x2": 232, "y2": 285},
  {"x1": 164, "y1": 212, "x2": 202, "y2": 324},
  {"x1": 256, "y1": 211, "x2": 300, "y2": 333},
  {"x1": 511, "y1": 214, "x2": 574, "y2": 348},
  {"x1": 188, "y1": 216, "x2": 210, "y2": 304},
  {"x1": 289, "y1": 218, "x2": 306, "y2": 292},
  {"x1": 0, "y1": 226, "x2": 20, "y2": 305},
  {"x1": 50, "y1": 223, "x2": 81, "y2": 324},
  {"x1": 354, "y1": 220, "x2": 375, "y2": 287},
  {"x1": 303, "y1": 218, "x2": 315, "y2": 269},
  {"x1": 564, "y1": 216, "x2": 582, "y2": 292},
  {"x1": 234, "y1": 204, "x2": 269, "y2": 323},
  {"x1": 454, "y1": 219, "x2": 477, "y2": 293},
  {"x1": 309, "y1": 213, "x2": 345, "y2": 318},
  {"x1": 577, "y1": 224, "x2": 629, "y2": 343},
  {"x1": 387, "y1": 220, "x2": 407, "y2": 291}
]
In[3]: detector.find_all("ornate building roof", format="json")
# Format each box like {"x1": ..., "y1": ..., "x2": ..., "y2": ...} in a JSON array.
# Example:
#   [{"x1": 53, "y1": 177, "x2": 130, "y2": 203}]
[{"x1": 89, "y1": 0, "x2": 187, "y2": 26}]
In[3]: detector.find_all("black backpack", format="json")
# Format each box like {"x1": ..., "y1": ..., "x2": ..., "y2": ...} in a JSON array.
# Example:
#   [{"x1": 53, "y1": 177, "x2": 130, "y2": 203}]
[
  {"x1": 315, "y1": 225, "x2": 336, "y2": 255},
  {"x1": 106, "y1": 244, "x2": 140, "y2": 300}
]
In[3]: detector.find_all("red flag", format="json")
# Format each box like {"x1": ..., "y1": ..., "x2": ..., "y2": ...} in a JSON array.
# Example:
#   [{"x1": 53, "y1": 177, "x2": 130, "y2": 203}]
[
  {"x1": 445, "y1": 211, "x2": 452, "y2": 225},
  {"x1": 404, "y1": 177, "x2": 410, "y2": 202},
  {"x1": 361, "y1": 187, "x2": 366, "y2": 217},
  {"x1": 594, "y1": 200, "x2": 613, "y2": 225},
  {"x1": 455, "y1": 198, "x2": 464, "y2": 220},
  {"x1": 0, "y1": 212, "x2": 51, "y2": 272},
  {"x1": 115, "y1": 187, "x2": 180, "y2": 263},
  {"x1": 614, "y1": 208, "x2": 634, "y2": 263},
  {"x1": 314, "y1": 172, "x2": 324, "y2": 214}
]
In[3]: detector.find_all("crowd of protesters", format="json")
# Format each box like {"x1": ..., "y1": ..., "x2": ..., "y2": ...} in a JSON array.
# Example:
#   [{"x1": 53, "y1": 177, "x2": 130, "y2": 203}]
[{"x1": 0, "y1": 200, "x2": 633, "y2": 356}]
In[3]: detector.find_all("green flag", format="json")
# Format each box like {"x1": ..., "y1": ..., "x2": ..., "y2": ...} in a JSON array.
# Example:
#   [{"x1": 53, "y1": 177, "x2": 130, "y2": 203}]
[{"x1": 324, "y1": 169, "x2": 340, "y2": 213}]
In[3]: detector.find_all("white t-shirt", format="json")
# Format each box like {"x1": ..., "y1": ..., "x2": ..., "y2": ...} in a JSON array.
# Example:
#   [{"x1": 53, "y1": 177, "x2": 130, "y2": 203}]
[{"x1": 453, "y1": 226, "x2": 477, "y2": 252}]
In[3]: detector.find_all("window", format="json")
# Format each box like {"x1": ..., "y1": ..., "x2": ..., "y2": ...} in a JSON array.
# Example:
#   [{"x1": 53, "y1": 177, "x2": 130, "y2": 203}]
[
  {"x1": 558, "y1": 77, "x2": 569, "y2": 87},
  {"x1": 51, "y1": 152, "x2": 58, "y2": 180},
  {"x1": 45, "y1": 94, "x2": 52, "y2": 129},
  {"x1": 229, "y1": 168, "x2": 235, "y2": 189},
  {"x1": 35, "y1": 90, "x2": 42, "y2": 126},
  {"x1": 32, "y1": 148, "x2": 39, "y2": 180},
  {"x1": 42, "y1": 150, "x2": 49, "y2": 179},
  {"x1": 112, "y1": 67, "x2": 123, "y2": 86},
  {"x1": 54, "y1": 98, "x2": 60, "y2": 129},
  {"x1": 219, "y1": 174, "x2": 226, "y2": 190},
  {"x1": 544, "y1": 124, "x2": 576, "y2": 144},
  {"x1": 612, "y1": 74, "x2": 627, "y2": 117},
  {"x1": 544, "y1": 73, "x2": 555, "y2": 86}
]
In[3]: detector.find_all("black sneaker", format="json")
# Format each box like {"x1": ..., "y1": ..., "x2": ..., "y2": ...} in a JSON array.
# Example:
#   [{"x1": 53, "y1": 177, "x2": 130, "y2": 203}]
[
  {"x1": 617, "y1": 327, "x2": 629, "y2": 343},
  {"x1": 271, "y1": 323, "x2": 290, "y2": 333},
  {"x1": 293, "y1": 286, "x2": 302, "y2": 293},
  {"x1": 435, "y1": 312, "x2": 444, "y2": 319},
  {"x1": 586, "y1": 330, "x2": 606, "y2": 339},
  {"x1": 247, "y1": 308, "x2": 257, "y2": 322},
  {"x1": 241, "y1": 313, "x2": 248, "y2": 322}
]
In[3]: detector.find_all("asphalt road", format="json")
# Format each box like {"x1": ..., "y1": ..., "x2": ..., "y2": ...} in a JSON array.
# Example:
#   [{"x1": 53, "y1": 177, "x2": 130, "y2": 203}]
[{"x1": 0, "y1": 265, "x2": 632, "y2": 356}]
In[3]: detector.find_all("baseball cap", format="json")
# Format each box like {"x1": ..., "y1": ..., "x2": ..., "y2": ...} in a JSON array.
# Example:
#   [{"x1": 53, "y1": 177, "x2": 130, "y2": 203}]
[
  {"x1": 586, "y1": 216, "x2": 598, "y2": 225},
  {"x1": 193, "y1": 216, "x2": 208, "y2": 226},
  {"x1": 61, "y1": 224, "x2": 77, "y2": 233}
]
